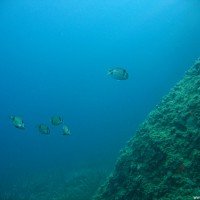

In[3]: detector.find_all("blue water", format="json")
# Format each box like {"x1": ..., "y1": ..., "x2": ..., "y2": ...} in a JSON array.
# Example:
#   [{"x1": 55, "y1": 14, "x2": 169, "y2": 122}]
[{"x1": 0, "y1": 0, "x2": 200, "y2": 198}]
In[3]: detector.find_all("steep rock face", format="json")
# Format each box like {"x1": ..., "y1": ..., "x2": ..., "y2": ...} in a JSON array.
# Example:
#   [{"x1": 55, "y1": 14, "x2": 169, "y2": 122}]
[{"x1": 93, "y1": 58, "x2": 200, "y2": 200}]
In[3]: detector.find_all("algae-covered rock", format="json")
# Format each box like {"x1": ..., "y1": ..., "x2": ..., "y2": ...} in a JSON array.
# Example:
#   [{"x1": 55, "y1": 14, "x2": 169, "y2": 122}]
[{"x1": 93, "y1": 57, "x2": 200, "y2": 200}]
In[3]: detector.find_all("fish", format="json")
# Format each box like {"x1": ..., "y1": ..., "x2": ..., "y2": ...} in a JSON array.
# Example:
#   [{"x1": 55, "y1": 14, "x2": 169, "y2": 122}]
[
  {"x1": 50, "y1": 116, "x2": 63, "y2": 126},
  {"x1": 37, "y1": 124, "x2": 50, "y2": 134},
  {"x1": 108, "y1": 67, "x2": 129, "y2": 80},
  {"x1": 62, "y1": 125, "x2": 70, "y2": 136},
  {"x1": 10, "y1": 116, "x2": 25, "y2": 129}
]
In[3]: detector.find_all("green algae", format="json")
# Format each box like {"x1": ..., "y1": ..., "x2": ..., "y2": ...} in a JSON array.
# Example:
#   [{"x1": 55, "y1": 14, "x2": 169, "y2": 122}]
[{"x1": 93, "y1": 57, "x2": 200, "y2": 200}]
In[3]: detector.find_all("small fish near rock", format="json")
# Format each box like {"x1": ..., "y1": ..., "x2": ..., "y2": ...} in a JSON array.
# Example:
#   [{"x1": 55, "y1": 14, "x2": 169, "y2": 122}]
[
  {"x1": 37, "y1": 124, "x2": 50, "y2": 134},
  {"x1": 62, "y1": 125, "x2": 70, "y2": 136},
  {"x1": 108, "y1": 67, "x2": 129, "y2": 80},
  {"x1": 10, "y1": 116, "x2": 25, "y2": 129},
  {"x1": 50, "y1": 116, "x2": 63, "y2": 126}
]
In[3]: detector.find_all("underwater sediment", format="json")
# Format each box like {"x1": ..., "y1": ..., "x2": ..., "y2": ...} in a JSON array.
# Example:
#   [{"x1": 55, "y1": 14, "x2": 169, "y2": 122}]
[
  {"x1": 93, "y1": 58, "x2": 200, "y2": 200},
  {"x1": 0, "y1": 167, "x2": 109, "y2": 200}
]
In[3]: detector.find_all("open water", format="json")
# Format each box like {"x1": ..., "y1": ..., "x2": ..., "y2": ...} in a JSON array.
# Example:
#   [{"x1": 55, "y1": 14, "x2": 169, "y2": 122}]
[{"x1": 0, "y1": 0, "x2": 200, "y2": 199}]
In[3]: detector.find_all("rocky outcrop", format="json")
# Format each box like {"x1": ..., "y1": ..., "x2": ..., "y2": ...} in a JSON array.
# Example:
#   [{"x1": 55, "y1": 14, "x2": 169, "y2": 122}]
[{"x1": 93, "y1": 58, "x2": 200, "y2": 200}]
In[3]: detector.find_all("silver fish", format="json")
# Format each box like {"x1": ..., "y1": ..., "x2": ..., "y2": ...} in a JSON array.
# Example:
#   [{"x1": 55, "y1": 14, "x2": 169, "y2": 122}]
[
  {"x1": 108, "y1": 67, "x2": 129, "y2": 80},
  {"x1": 37, "y1": 124, "x2": 50, "y2": 134},
  {"x1": 62, "y1": 125, "x2": 70, "y2": 136},
  {"x1": 50, "y1": 116, "x2": 63, "y2": 126},
  {"x1": 10, "y1": 116, "x2": 25, "y2": 129}
]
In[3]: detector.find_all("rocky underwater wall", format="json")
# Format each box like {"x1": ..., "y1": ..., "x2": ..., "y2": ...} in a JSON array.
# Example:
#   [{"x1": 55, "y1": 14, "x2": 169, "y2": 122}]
[{"x1": 93, "y1": 58, "x2": 200, "y2": 200}]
